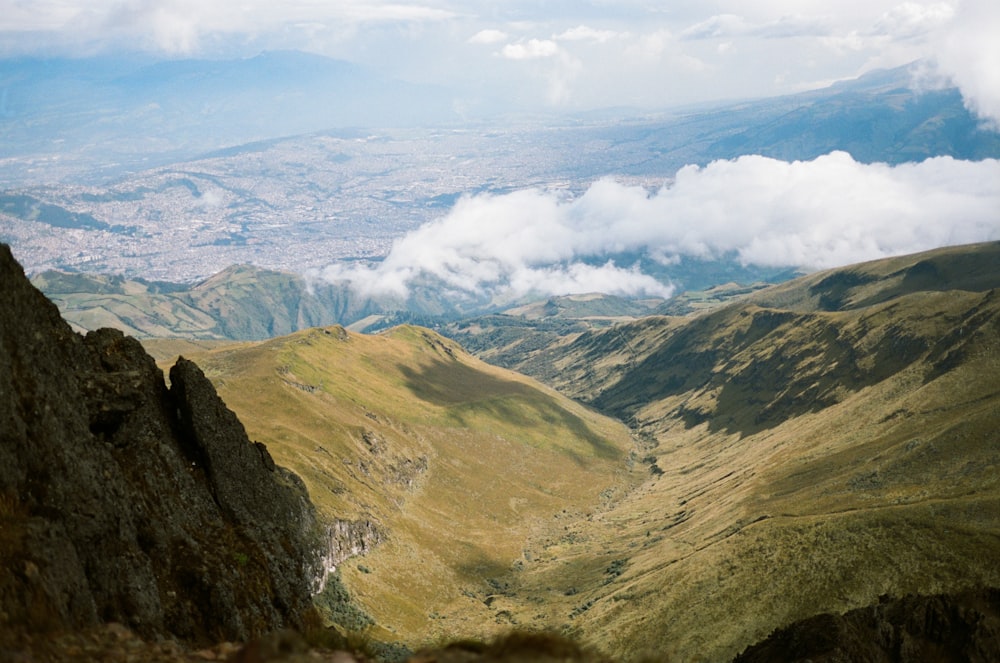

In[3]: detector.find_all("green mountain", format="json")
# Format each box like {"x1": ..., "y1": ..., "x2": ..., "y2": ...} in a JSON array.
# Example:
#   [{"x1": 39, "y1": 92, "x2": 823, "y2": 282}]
[
  {"x1": 149, "y1": 242, "x2": 1000, "y2": 660},
  {"x1": 152, "y1": 325, "x2": 638, "y2": 651},
  {"x1": 31, "y1": 264, "x2": 376, "y2": 340},
  {"x1": 32, "y1": 266, "x2": 680, "y2": 341},
  {"x1": 475, "y1": 241, "x2": 1000, "y2": 660}
]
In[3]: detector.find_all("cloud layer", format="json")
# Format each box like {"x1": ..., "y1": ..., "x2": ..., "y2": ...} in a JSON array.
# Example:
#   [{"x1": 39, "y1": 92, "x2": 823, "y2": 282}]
[
  {"x1": 4, "y1": 1, "x2": 998, "y2": 119},
  {"x1": 929, "y1": 0, "x2": 1000, "y2": 127},
  {"x1": 317, "y1": 151, "x2": 1000, "y2": 303}
]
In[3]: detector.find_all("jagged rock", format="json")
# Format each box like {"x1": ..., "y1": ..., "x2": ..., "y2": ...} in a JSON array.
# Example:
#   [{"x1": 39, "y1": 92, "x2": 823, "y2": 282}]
[
  {"x1": 0, "y1": 243, "x2": 324, "y2": 644},
  {"x1": 319, "y1": 520, "x2": 385, "y2": 579}
]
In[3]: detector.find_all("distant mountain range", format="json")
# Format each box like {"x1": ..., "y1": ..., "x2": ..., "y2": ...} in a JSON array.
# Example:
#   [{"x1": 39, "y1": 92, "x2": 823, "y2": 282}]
[
  {"x1": 0, "y1": 50, "x2": 456, "y2": 183},
  {"x1": 1, "y1": 54, "x2": 998, "y2": 188},
  {"x1": 30, "y1": 256, "x2": 800, "y2": 341}
]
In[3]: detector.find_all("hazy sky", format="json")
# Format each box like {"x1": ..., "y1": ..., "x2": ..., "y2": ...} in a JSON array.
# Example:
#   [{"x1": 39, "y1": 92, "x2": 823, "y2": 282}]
[{"x1": 2, "y1": 0, "x2": 998, "y2": 117}]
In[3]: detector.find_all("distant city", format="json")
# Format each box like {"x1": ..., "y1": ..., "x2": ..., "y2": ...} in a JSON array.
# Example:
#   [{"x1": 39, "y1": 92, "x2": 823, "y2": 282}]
[
  {"x1": 2, "y1": 59, "x2": 999, "y2": 286},
  {"x1": 0, "y1": 123, "x2": 680, "y2": 281}
]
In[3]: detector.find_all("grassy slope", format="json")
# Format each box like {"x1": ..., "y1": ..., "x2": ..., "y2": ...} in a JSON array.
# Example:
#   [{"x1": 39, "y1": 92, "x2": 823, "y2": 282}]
[
  {"x1": 495, "y1": 243, "x2": 1000, "y2": 661},
  {"x1": 159, "y1": 325, "x2": 639, "y2": 648},
  {"x1": 142, "y1": 242, "x2": 999, "y2": 661}
]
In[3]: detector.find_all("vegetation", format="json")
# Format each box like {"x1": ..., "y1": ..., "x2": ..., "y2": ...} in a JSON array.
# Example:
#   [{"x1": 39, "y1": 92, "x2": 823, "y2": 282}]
[
  {"x1": 137, "y1": 241, "x2": 1000, "y2": 660},
  {"x1": 158, "y1": 324, "x2": 638, "y2": 652}
]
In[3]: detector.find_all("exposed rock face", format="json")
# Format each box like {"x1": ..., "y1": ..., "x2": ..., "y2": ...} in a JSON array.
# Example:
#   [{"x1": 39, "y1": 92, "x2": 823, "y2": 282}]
[
  {"x1": 0, "y1": 244, "x2": 323, "y2": 643},
  {"x1": 733, "y1": 588, "x2": 1000, "y2": 663}
]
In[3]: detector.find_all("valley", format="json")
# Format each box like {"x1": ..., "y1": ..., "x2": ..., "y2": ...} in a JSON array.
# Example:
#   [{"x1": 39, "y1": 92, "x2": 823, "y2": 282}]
[
  {"x1": 4, "y1": 47, "x2": 1000, "y2": 661},
  {"x1": 5, "y1": 63, "x2": 999, "y2": 284},
  {"x1": 147, "y1": 324, "x2": 641, "y2": 651},
  {"x1": 142, "y1": 242, "x2": 1000, "y2": 660}
]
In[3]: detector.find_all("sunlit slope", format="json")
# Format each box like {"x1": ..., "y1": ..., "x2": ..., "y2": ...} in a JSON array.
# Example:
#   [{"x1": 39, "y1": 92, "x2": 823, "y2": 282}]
[
  {"x1": 496, "y1": 242, "x2": 1000, "y2": 661},
  {"x1": 169, "y1": 324, "x2": 639, "y2": 647}
]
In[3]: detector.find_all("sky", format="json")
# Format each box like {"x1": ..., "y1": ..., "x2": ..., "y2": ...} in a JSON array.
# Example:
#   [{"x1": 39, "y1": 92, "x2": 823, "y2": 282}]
[
  {"x1": 1, "y1": 0, "x2": 998, "y2": 117},
  {"x1": 3, "y1": 1, "x2": 999, "y2": 300}
]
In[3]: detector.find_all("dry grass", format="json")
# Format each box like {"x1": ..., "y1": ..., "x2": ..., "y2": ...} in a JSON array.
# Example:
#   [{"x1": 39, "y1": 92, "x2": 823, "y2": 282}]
[
  {"x1": 176, "y1": 324, "x2": 640, "y2": 649},
  {"x1": 164, "y1": 243, "x2": 1000, "y2": 661}
]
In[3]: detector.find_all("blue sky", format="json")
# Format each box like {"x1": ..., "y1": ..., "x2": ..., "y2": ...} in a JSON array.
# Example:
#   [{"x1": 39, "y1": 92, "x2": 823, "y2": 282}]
[{"x1": 2, "y1": 0, "x2": 998, "y2": 121}]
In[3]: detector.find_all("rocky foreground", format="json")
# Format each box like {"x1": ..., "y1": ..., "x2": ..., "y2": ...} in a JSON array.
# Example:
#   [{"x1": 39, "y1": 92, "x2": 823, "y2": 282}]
[{"x1": 0, "y1": 242, "x2": 322, "y2": 647}]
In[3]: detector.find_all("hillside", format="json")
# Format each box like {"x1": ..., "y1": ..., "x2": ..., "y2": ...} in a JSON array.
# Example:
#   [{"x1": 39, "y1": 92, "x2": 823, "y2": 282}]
[
  {"x1": 158, "y1": 325, "x2": 640, "y2": 650},
  {"x1": 147, "y1": 242, "x2": 1000, "y2": 661},
  {"x1": 481, "y1": 242, "x2": 1000, "y2": 660},
  {"x1": 19, "y1": 241, "x2": 1000, "y2": 660},
  {"x1": 32, "y1": 264, "x2": 375, "y2": 340}
]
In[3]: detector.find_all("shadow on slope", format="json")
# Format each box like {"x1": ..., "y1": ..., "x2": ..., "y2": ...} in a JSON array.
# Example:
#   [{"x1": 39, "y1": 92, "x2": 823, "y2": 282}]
[
  {"x1": 398, "y1": 356, "x2": 621, "y2": 461},
  {"x1": 580, "y1": 243, "x2": 1000, "y2": 438}
]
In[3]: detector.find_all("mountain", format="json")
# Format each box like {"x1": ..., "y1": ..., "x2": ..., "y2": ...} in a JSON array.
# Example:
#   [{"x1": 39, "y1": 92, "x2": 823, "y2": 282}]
[
  {"x1": 151, "y1": 322, "x2": 638, "y2": 650},
  {"x1": 31, "y1": 264, "x2": 378, "y2": 339},
  {"x1": 585, "y1": 64, "x2": 1000, "y2": 177},
  {"x1": 6, "y1": 237, "x2": 1000, "y2": 660},
  {"x1": 33, "y1": 264, "x2": 733, "y2": 340},
  {"x1": 0, "y1": 244, "x2": 324, "y2": 645},
  {"x1": 148, "y1": 242, "x2": 1000, "y2": 661},
  {"x1": 468, "y1": 241, "x2": 999, "y2": 660}
]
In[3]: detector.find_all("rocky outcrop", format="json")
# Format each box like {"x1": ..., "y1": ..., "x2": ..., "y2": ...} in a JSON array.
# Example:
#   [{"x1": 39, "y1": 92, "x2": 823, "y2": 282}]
[
  {"x1": 0, "y1": 244, "x2": 323, "y2": 643},
  {"x1": 733, "y1": 588, "x2": 1000, "y2": 663},
  {"x1": 318, "y1": 520, "x2": 385, "y2": 582}
]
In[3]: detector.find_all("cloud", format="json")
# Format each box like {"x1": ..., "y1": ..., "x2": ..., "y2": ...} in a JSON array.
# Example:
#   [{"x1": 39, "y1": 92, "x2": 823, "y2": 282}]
[
  {"x1": 316, "y1": 152, "x2": 1000, "y2": 302},
  {"x1": 553, "y1": 25, "x2": 620, "y2": 43},
  {"x1": 871, "y1": 2, "x2": 954, "y2": 39},
  {"x1": 0, "y1": 0, "x2": 457, "y2": 55},
  {"x1": 468, "y1": 28, "x2": 508, "y2": 44},
  {"x1": 501, "y1": 38, "x2": 559, "y2": 59},
  {"x1": 928, "y1": 0, "x2": 1000, "y2": 128},
  {"x1": 681, "y1": 13, "x2": 831, "y2": 40}
]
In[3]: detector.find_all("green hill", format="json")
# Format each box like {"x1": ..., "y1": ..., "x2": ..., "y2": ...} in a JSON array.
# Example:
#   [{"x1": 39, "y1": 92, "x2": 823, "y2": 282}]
[
  {"x1": 146, "y1": 242, "x2": 1000, "y2": 661},
  {"x1": 485, "y1": 242, "x2": 1000, "y2": 660},
  {"x1": 32, "y1": 264, "x2": 374, "y2": 339},
  {"x1": 154, "y1": 325, "x2": 639, "y2": 650}
]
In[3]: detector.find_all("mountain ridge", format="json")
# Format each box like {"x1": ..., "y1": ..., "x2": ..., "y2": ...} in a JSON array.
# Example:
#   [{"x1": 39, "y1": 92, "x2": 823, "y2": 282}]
[
  {"x1": 0, "y1": 243, "x2": 325, "y2": 644},
  {"x1": 4, "y1": 240, "x2": 1000, "y2": 660},
  {"x1": 142, "y1": 242, "x2": 1000, "y2": 661}
]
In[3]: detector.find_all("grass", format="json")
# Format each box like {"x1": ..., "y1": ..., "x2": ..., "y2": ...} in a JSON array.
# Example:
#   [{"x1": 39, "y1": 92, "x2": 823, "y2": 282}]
[
  {"x1": 148, "y1": 243, "x2": 1000, "y2": 660},
  {"x1": 170, "y1": 324, "x2": 640, "y2": 649}
]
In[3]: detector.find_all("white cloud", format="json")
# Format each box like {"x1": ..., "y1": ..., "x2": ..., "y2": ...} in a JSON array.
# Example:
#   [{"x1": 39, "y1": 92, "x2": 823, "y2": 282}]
[
  {"x1": 2, "y1": 1, "x2": 998, "y2": 126},
  {"x1": 681, "y1": 14, "x2": 748, "y2": 40},
  {"x1": 317, "y1": 152, "x2": 1000, "y2": 302},
  {"x1": 928, "y1": 0, "x2": 1000, "y2": 128},
  {"x1": 871, "y1": 2, "x2": 955, "y2": 39},
  {"x1": 554, "y1": 25, "x2": 620, "y2": 43},
  {"x1": 0, "y1": 0, "x2": 457, "y2": 55},
  {"x1": 468, "y1": 28, "x2": 508, "y2": 44},
  {"x1": 501, "y1": 38, "x2": 559, "y2": 59},
  {"x1": 681, "y1": 13, "x2": 831, "y2": 40},
  {"x1": 624, "y1": 29, "x2": 674, "y2": 61}
]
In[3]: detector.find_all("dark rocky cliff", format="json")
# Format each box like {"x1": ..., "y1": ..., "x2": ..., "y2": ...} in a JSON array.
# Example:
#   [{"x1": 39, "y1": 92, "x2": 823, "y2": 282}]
[{"x1": 0, "y1": 243, "x2": 323, "y2": 643}]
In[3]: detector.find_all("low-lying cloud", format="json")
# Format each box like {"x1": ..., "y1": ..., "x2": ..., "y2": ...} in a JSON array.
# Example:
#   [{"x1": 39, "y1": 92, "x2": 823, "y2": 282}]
[
  {"x1": 930, "y1": 0, "x2": 1000, "y2": 128},
  {"x1": 317, "y1": 151, "x2": 1000, "y2": 302}
]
